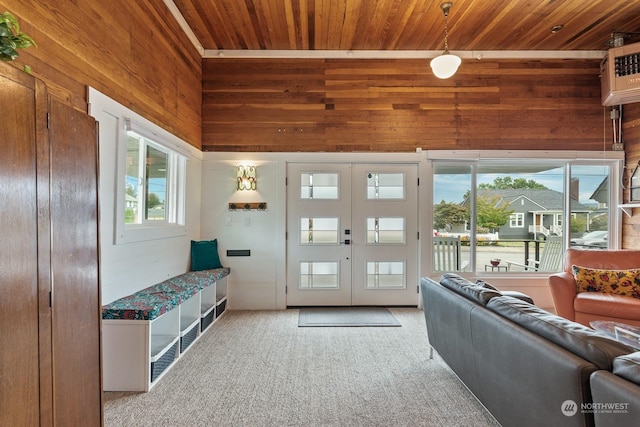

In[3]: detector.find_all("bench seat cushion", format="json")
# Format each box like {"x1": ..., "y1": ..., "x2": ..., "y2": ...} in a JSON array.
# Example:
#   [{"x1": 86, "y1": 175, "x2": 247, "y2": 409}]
[
  {"x1": 102, "y1": 267, "x2": 230, "y2": 320},
  {"x1": 102, "y1": 291, "x2": 180, "y2": 320},
  {"x1": 183, "y1": 268, "x2": 230, "y2": 288}
]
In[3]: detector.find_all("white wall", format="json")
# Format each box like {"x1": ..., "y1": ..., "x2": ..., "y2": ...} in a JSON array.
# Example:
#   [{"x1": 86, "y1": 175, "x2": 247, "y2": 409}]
[
  {"x1": 89, "y1": 89, "x2": 203, "y2": 304},
  {"x1": 200, "y1": 156, "x2": 286, "y2": 309}
]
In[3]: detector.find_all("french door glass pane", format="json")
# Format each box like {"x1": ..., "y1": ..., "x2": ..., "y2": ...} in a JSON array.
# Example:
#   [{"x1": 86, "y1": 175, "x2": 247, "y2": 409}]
[
  {"x1": 299, "y1": 262, "x2": 339, "y2": 288},
  {"x1": 300, "y1": 173, "x2": 339, "y2": 199},
  {"x1": 366, "y1": 261, "x2": 404, "y2": 288},
  {"x1": 366, "y1": 217, "x2": 405, "y2": 244},
  {"x1": 366, "y1": 173, "x2": 404, "y2": 199},
  {"x1": 300, "y1": 217, "x2": 339, "y2": 244}
]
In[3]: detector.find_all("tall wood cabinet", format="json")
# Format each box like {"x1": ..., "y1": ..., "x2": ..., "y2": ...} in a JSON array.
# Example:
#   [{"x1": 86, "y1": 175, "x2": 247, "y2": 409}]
[{"x1": 0, "y1": 63, "x2": 102, "y2": 425}]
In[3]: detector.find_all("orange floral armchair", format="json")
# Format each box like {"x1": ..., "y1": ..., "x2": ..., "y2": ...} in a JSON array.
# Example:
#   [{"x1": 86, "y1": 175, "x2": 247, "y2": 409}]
[{"x1": 548, "y1": 248, "x2": 640, "y2": 327}]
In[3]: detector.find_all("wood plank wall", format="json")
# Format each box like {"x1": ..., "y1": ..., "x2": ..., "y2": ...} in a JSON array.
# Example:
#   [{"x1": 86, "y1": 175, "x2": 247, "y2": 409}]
[
  {"x1": 3, "y1": 5, "x2": 640, "y2": 251},
  {"x1": 202, "y1": 58, "x2": 612, "y2": 152},
  {"x1": 0, "y1": 0, "x2": 202, "y2": 147}
]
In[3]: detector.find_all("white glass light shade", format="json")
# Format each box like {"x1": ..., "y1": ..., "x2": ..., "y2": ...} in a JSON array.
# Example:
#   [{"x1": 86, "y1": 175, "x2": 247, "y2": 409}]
[{"x1": 430, "y1": 53, "x2": 461, "y2": 79}]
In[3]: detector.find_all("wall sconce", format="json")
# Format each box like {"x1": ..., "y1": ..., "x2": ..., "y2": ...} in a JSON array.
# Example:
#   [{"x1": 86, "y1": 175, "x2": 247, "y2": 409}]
[{"x1": 237, "y1": 165, "x2": 256, "y2": 191}]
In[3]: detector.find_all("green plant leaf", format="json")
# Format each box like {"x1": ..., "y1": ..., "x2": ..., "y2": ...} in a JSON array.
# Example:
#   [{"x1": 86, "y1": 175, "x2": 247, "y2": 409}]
[
  {"x1": 14, "y1": 36, "x2": 34, "y2": 49},
  {"x1": 0, "y1": 24, "x2": 12, "y2": 37},
  {"x1": 0, "y1": 11, "x2": 36, "y2": 60},
  {"x1": 0, "y1": 12, "x2": 19, "y2": 31},
  {"x1": 1, "y1": 37, "x2": 16, "y2": 51},
  {"x1": 0, "y1": 51, "x2": 17, "y2": 61}
]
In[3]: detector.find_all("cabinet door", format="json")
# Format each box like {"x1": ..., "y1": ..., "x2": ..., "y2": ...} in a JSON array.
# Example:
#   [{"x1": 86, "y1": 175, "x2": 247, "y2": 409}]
[
  {"x1": 0, "y1": 65, "x2": 45, "y2": 426},
  {"x1": 49, "y1": 100, "x2": 102, "y2": 425}
]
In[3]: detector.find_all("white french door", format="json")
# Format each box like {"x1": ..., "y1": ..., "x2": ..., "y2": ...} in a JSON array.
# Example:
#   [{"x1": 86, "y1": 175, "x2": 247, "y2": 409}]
[{"x1": 286, "y1": 163, "x2": 418, "y2": 306}]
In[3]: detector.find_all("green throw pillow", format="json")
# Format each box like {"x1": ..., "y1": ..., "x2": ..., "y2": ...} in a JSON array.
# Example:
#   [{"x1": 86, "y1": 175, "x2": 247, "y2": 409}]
[{"x1": 191, "y1": 239, "x2": 223, "y2": 271}]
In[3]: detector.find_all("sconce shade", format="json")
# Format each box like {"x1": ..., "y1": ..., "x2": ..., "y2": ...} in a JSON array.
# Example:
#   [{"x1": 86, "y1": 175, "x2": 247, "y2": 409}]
[
  {"x1": 430, "y1": 53, "x2": 462, "y2": 79},
  {"x1": 237, "y1": 165, "x2": 256, "y2": 191}
]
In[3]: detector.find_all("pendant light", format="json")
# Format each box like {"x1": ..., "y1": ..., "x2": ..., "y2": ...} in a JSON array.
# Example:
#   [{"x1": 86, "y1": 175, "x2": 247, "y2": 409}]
[{"x1": 430, "y1": 2, "x2": 461, "y2": 79}]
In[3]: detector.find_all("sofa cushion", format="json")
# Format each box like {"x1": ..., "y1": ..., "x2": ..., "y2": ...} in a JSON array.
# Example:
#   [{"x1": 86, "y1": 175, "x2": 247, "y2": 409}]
[
  {"x1": 487, "y1": 295, "x2": 634, "y2": 370},
  {"x1": 572, "y1": 265, "x2": 640, "y2": 299},
  {"x1": 476, "y1": 279, "x2": 534, "y2": 304},
  {"x1": 475, "y1": 279, "x2": 499, "y2": 291},
  {"x1": 439, "y1": 273, "x2": 501, "y2": 306},
  {"x1": 612, "y1": 352, "x2": 640, "y2": 385}
]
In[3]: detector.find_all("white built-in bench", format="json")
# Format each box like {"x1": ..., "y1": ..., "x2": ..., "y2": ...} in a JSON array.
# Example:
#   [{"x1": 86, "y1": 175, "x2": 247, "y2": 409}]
[{"x1": 101, "y1": 267, "x2": 230, "y2": 391}]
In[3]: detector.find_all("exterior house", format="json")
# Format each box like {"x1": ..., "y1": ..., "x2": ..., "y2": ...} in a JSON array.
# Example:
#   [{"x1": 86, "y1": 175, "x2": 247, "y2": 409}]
[
  {"x1": 476, "y1": 189, "x2": 592, "y2": 240},
  {"x1": 125, "y1": 193, "x2": 137, "y2": 210}
]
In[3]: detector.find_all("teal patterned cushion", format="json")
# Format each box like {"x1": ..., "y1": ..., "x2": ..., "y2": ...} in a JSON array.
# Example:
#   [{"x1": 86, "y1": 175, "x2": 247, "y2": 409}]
[{"x1": 102, "y1": 267, "x2": 230, "y2": 320}]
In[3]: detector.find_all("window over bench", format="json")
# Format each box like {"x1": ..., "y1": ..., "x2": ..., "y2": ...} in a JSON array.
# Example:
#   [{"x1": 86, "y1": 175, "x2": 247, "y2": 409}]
[{"x1": 115, "y1": 119, "x2": 187, "y2": 244}]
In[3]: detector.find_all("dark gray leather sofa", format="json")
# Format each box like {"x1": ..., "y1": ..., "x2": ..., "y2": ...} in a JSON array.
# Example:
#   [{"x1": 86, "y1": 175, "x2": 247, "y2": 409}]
[
  {"x1": 590, "y1": 352, "x2": 640, "y2": 427},
  {"x1": 420, "y1": 273, "x2": 636, "y2": 427}
]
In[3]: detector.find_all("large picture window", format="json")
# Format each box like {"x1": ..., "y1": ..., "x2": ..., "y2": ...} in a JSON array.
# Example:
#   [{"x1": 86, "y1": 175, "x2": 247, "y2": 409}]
[{"x1": 432, "y1": 154, "x2": 622, "y2": 274}]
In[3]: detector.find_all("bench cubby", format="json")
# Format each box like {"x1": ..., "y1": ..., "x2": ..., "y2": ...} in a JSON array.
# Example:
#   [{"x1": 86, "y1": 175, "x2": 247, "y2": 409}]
[
  {"x1": 216, "y1": 276, "x2": 228, "y2": 319},
  {"x1": 200, "y1": 282, "x2": 217, "y2": 331},
  {"x1": 179, "y1": 294, "x2": 201, "y2": 353},
  {"x1": 102, "y1": 268, "x2": 229, "y2": 391}
]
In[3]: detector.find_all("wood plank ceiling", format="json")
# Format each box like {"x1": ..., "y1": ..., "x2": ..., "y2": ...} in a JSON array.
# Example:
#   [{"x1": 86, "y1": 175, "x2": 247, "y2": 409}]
[{"x1": 172, "y1": 0, "x2": 640, "y2": 52}]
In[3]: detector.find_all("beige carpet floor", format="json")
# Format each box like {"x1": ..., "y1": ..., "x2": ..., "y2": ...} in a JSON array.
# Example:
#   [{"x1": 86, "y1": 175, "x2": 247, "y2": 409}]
[{"x1": 104, "y1": 308, "x2": 500, "y2": 427}]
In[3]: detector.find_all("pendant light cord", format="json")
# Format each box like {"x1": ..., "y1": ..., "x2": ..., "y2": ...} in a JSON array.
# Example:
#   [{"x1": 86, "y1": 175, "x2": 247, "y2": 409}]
[{"x1": 443, "y1": 10, "x2": 450, "y2": 53}]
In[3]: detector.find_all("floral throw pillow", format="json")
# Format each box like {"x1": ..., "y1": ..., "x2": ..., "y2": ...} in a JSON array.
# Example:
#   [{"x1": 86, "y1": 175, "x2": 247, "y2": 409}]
[{"x1": 572, "y1": 265, "x2": 640, "y2": 299}]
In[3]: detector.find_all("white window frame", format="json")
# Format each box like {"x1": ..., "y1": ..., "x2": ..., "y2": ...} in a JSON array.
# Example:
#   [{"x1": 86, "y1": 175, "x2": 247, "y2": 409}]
[
  {"x1": 114, "y1": 118, "x2": 187, "y2": 244},
  {"x1": 555, "y1": 213, "x2": 563, "y2": 228},
  {"x1": 509, "y1": 213, "x2": 524, "y2": 228}
]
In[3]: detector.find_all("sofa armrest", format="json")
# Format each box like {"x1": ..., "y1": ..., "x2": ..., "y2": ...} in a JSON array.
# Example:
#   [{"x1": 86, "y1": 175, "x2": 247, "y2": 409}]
[{"x1": 549, "y1": 272, "x2": 577, "y2": 321}]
